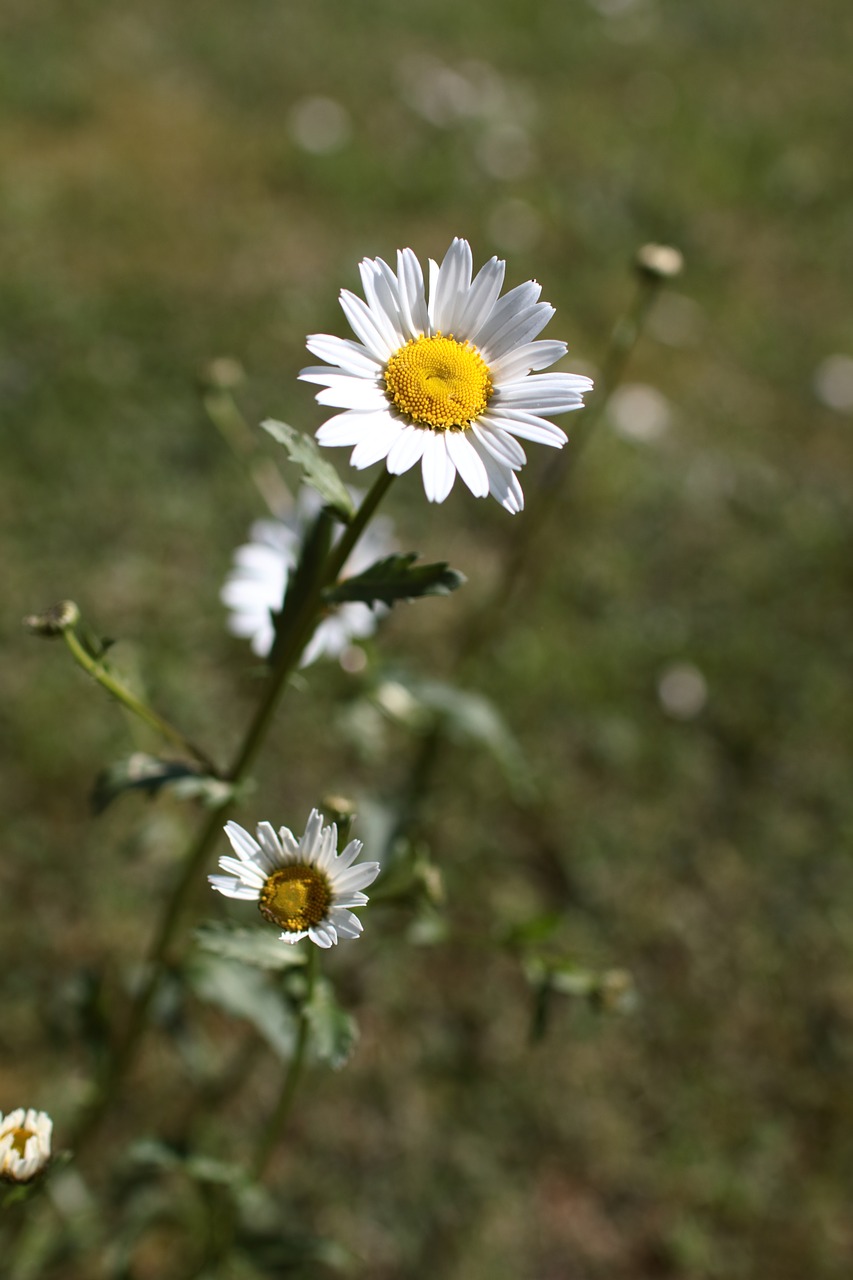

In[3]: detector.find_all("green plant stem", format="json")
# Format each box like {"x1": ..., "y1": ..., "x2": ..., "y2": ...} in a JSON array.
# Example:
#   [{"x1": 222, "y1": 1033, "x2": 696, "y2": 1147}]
[
  {"x1": 70, "y1": 469, "x2": 395, "y2": 1157},
  {"x1": 62, "y1": 627, "x2": 219, "y2": 775},
  {"x1": 251, "y1": 947, "x2": 318, "y2": 1183},
  {"x1": 388, "y1": 265, "x2": 667, "y2": 866},
  {"x1": 457, "y1": 266, "x2": 664, "y2": 666}
]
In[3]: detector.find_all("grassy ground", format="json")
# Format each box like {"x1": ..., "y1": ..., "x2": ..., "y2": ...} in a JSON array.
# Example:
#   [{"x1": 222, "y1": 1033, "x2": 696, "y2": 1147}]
[{"x1": 2, "y1": 1, "x2": 853, "y2": 1276}]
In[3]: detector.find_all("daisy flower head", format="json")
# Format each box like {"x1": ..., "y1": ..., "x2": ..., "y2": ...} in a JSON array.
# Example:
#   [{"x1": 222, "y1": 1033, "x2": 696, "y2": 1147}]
[
  {"x1": 0, "y1": 1108, "x2": 52, "y2": 1183},
  {"x1": 300, "y1": 237, "x2": 593, "y2": 513},
  {"x1": 209, "y1": 810, "x2": 380, "y2": 949},
  {"x1": 221, "y1": 488, "x2": 395, "y2": 663}
]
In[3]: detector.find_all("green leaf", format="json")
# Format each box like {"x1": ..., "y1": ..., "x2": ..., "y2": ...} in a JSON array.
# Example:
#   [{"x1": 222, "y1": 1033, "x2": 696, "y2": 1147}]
[
  {"x1": 186, "y1": 953, "x2": 299, "y2": 1060},
  {"x1": 92, "y1": 754, "x2": 236, "y2": 814},
  {"x1": 261, "y1": 419, "x2": 355, "y2": 523},
  {"x1": 195, "y1": 921, "x2": 307, "y2": 972},
  {"x1": 305, "y1": 977, "x2": 358, "y2": 1070},
  {"x1": 324, "y1": 554, "x2": 465, "y2": 608}
]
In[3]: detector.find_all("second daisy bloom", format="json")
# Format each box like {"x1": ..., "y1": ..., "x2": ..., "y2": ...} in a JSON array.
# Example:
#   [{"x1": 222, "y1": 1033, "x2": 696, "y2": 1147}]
[{"x1": 300, "y1": 237, "x2": 593, "y2": 513}]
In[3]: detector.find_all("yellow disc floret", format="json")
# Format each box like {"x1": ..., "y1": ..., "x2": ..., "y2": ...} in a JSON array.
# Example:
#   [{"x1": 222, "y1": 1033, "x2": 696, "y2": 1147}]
[
  {"x1": 10, "y1": 1128, "x2": 34, "y2": 1158},
  {"x1": 384, "y1": 334, "x2": 492, "y2": 431},
  {"x1": 259, "y1": 865, "x2": 333, "y2": 933}
]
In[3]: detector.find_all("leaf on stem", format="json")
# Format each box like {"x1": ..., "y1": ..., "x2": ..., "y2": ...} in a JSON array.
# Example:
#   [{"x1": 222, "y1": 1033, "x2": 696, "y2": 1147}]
[
  {"x1": 262, "y1": 419, "x2": 356, "y2": 523},
  {"x1": 91, "y1": 754, "x2": 236, "y2": 814},
  {"x1": 186, "y1": 954, "x2": 299, "y2": 1061},
  {"x1": 324, "y1": 554, "x2": 465, "y2": 608},
  {"x1": 195, "y1": 922, "x2": 307, "y2": 972},
  {"x1": 305, "y1": 977, "x2": 358, "y2": 1070}
]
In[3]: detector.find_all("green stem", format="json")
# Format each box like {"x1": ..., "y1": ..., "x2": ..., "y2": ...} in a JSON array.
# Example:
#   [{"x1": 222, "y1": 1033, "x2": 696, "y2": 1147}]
[
  {"x1": 457, "y1": 267, "x2": 664, "y2": 665},
  {"x1": 251, "y1": 947, "x2": 318, "y2": 1182},
  {"x1": 70, "y1": 469, "x2": 395, "y2": 1156},
  {"x1": 62, "y1": 627, "x2": 219, "y2": 775}
]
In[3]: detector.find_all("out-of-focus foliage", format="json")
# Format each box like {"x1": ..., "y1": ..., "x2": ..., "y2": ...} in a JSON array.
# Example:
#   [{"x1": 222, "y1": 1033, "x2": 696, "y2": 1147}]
[{"x1": 2, "y1": 0, "x2": 852, "y2": 1276}]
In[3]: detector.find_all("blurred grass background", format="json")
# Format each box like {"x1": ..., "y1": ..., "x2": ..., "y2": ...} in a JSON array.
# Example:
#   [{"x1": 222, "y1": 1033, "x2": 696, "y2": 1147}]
[{"x1": 2, "y1": 0, "x2": 853, "y2": 1276}]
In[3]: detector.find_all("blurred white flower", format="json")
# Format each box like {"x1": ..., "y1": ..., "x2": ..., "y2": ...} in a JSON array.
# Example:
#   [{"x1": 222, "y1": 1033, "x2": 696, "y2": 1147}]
[
  {"x1": 608, "y1": 383, "x2": 672, "y2": 443},
  {"x1": 221, "y1": 490, "x2": 395, "y2": 665},
  {"x1": 300, "y1": 237, "x2": 592, "y2": 512},
  {"x1": 0, "y1": 1108, "x2": 52, "y2": 1183},
  {"x1": 288, "y1": 95, "x2": 351, "y2": 154},
  {"x1": 814, "y1": 354, "x2": 853, "y2": 414},
  {"x1": 210, "y1": 809, "x2": 380, "y2": 948},
  {"x1": 657, "y1": 662, "x2": 708, "y2": 720}
]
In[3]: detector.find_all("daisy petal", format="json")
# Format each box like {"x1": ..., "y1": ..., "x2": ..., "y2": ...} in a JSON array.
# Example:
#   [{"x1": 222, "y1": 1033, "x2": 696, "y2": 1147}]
[
  {"x1": 224, "y1": 821, "x2": 261, "y2": 864},
  {"x1": 484, "y1": 408, "x2": 568, "y2": 447},
  {"x1": 339, "y1": 289, "x2": 396, "y2": 361},
  {"x1": 421, "y1": 431, "x2": 457, "y2": 503},
  {"x1": 445, "y1": 430, "x2": 490, "y2": 497},
  {"x1": 432, "y1": 237, "x2": 473, "y2": 334},
  {"x1": 349, "y1": 418, "x2": 407, "y2": 469},
  {"x1": 489, "y1": 339, "x2": 568, "y2": 381},
  {"x1": 306, "y1": 333, "x2": 382, "y2": 374},
  {"x1": 469, "y1": 436, "x2": 525, "y2": 513},
  {"x1": 386, "y1": 424, "x2": 428, "y2": 474},
  {"x1": 397, "y1": 247, "x2": 430, "y2": 338}
]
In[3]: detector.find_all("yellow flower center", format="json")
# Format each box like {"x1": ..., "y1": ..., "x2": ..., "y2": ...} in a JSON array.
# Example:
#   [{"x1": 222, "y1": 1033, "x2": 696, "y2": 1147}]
[
  {"x1": 258, "y1": 864, "x2": 332, "y2": 933},
  {"x1": 384, "y1": 334, "x2": 492, "y2": 431},
  {"x1": 10, "y1": 1127, "x2": 34, "y2": 1158}
]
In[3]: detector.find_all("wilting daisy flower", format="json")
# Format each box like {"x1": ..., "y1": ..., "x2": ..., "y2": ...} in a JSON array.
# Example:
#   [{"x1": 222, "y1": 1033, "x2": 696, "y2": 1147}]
[
  {"x1": 0, "y1": 1108, "x2": 52, "y2": 1183},
  {"x1": 209, "y1": 809, "x2": 380, "y2": 948},
  {"x1": 300, "y1": 237, "x2": 593, "y2": 512},
  {"x1": 221, "y1": 489, "x2": 395, "y2": 663}
]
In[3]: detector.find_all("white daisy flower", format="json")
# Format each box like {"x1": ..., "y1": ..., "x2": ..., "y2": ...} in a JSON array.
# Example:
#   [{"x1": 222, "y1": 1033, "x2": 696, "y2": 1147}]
[
  {"x1": 221, "y1": 489, "x2": 395, "y2": 663},
  {"x1": 0, "y1": 1108, "x2": 52, "y2": 1183},
  {"x1": 209, "y1": 809, "x2": 380, "y2": 949},
  {"x1": 300, "y1": 237, "x2": 593, "y2": 513}
]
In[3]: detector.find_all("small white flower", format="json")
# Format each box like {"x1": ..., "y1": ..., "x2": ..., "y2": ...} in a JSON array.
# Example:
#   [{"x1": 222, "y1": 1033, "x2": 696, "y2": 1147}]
[
  {"x1": 221, "y1": 489, "x2": 395, "y2": 663},
  {"x1": 0, "y1": 1108, "x2": 52, "y2": 1183},
  {"x1": 209, "y1": 809, "x2": 380, "y2": 949},
  {"x1": 300, "y1": 237, "x2": 593, "y2": 513}
]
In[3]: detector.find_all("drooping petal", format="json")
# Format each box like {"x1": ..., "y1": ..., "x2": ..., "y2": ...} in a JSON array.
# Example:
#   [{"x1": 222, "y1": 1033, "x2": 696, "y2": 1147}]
[
  {"x1": 421, "y1": 430, "x2": 457, "y2": 503},
  {"x1": 484, "y1": 407, "x2": 569, "y2": 447},
  {"x1": 445, "y1": 430, "x2": 490, "y2": 497},
  {"x1": 386, "y1": 423, "x2": 428, "y2": 474}
]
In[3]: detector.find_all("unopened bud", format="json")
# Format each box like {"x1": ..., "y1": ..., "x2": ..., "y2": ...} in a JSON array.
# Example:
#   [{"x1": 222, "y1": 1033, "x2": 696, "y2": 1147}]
[
  {"x1": 635, "y1": 243, "x2": 684, "y2": 281},
  {"x1": 322, "y1": 794, "x2": 357, "y2": 847},
  {"x1": 201, "y1": 356, "x2": 245, "y2": 392},
  {"x1": 24, "y1": 600, "x2": 80, "y2": 636}
]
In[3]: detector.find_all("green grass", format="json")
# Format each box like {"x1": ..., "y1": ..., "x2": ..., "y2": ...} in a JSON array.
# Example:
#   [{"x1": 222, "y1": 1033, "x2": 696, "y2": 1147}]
[{"x1": 2, "y1": 1, "x2": 853, "y2": 1276}]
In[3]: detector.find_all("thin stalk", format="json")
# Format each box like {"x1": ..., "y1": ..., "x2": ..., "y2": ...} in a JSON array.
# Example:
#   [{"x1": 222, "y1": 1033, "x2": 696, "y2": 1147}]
[
  {"x1": 62, "y1": 627, "x2": 219, "y2": 774},
  {"x1": 71, "y1": 470, "x2": 395, "y2": 1156},
  {"x1": 251, "y1": 947, "x2": 318, "y2": 1183},
  {"x1": 458, "y1": 264, "x2": 667, "y2": 665}
]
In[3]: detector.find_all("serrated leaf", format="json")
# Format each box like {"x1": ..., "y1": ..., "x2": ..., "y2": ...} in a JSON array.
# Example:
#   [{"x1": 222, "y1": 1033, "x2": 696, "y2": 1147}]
[
  {"x1": 262, "y1": 419, "x2": 355, "y2": 523},
  {"x1": 305, "y1": 977, "x2": 358, "y2": 1070},
  {"x1": 187, "y1": 953, "x2": 299, "y2": 1060},
  {"x1": 324, "y1": 554, "x2": 465, "y2": 609},
  {"x1": 195, "y1": 922, "x2": 307, "y2": 972},
  {"x1": 92, "y1": 754, "x2": 233, "y2": 814}
]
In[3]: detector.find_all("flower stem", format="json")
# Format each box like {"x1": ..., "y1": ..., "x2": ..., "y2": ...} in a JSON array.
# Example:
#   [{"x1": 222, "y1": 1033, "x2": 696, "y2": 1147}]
[
  {"x1": 62, "y1": 626, "x2": 219, "y2": 774},
  {"x1": 458, "y1": 259, "x2": 668, "y2": 663},
  {"x1": 251, "y1": 947, "x2": 318, "y2": 1183},
  {"x1": 70, "y1": 469, "x2": 395, "y2": 1156}
]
